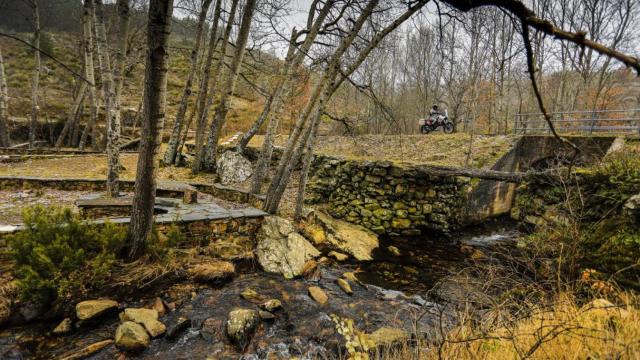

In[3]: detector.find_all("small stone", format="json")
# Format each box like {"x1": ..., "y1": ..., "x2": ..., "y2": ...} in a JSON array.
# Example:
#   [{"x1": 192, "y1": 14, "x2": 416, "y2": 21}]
[
  {"x1": 308, "y1": 286, "x2": 328, "y2": 305},
  {"x1": 53, "y1": 318, "x2": 72, "y2": 335},
  {"x1": 258, "y1": 310, "x2": 275, "y2": 321},
  {"x1": 328, "y1": 251, "x2": 349, "y2": 261},
  {"x1": 302, "y1": 223, "x2": 326, "y2": 245},
  {"x1": 260, "y1": 299, "x2": 282, "y2": 312},
  {"x1": 226, "y1": 308, "x2": 259, "y2": 348},
  {"x1": 166, "y1": 317, "x2": 190, "y2": 340},
  {"x1": 336, "y1": 278, "x2": 353, "y2": 295},
  {"x1": 115, "y1": 321, "x2": 150, "y2": 352},
  {"x1": 201, "y1": 317, "x2": 223, "y2": 342},
  {"x1": 76, "y1": 299, "x2": 118, "y2": 321},
  {"x1": 387, "y1": 246, "x2": 401, "y2": 256},
  {"x1": 121, "y1": 308, "x2": 166, "y2": 338},
  {"x1": 391, "y1": 218, "x2": 411, "y2": 229},
  {"x1": 189, "y1": 261, "x2": 235, "y2": 284},
  {"x1": 240, "y1": 288, "x2": 264, "y2": 303},
  {"x1": 342, "y1": 272, "x2": 364, "y2": 287},
  {"x1": 151, "y1": 297, "x2": 166, "y2": 316},
  {"x1": 300, "y1": 259, "x2": 318, "y2": 278}
]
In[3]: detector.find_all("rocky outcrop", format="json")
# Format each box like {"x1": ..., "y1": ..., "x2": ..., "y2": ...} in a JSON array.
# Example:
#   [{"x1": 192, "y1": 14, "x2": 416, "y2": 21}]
[
  {"x1": 256, "y1": 216, "x2": 320, "y2": 279},
  {"x1": 216, "y1": 151, "x2": 253, "y2": 185},
  {"x1": 115, "y1": 321, "x2": 150, "y2": 352},
  {"x1": 226, "y1": 308, "x2": 259, "y2": 348},
  {"x1": 76, "y1": 299, "x2": 118, "y2": 321},
  {"x1": 308, "y1": 211, "x2": 379, "y2": 261}
]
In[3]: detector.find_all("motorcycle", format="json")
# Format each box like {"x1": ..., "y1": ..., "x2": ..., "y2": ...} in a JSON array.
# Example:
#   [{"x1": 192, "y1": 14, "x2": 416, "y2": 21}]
[{"x1": 418, "y1": 110, "x2": 455, "y2": 134}]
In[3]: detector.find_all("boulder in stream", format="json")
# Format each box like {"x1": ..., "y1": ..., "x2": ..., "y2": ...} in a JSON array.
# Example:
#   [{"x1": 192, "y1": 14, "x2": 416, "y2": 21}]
[
  {"x1": 115, "y1": 321, "x2": 150, "y2": 352},
  {"x1": 216, "y1": 151, "x2": 253, "y2": 184},
  {"x1": 121, "y1": 308, "x2": 166, "y2": 338},
  {"x1": 256, "y1": 216, "x2": 320, "y2": 279},
  {"x1": 76, "y1": 299, "x2": 118, "y2": 321},
  {"x1": 226, "y1": 308, "x2": 259, "y2": 348},
  {"x1": 313, "y1": 211, "x2": 379, "y2": 261}
]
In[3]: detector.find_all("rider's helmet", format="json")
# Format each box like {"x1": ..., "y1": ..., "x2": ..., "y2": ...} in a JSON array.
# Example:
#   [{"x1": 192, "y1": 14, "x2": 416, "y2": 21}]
[{"x1": 432, "y1": 104, "x2": 438, "y2": 110}]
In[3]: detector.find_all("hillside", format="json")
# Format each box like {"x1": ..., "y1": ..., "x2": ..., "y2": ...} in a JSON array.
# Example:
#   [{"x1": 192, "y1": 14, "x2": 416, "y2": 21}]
[{"x1": 0, "y1": 29, "x2": 291, "y2": 143}]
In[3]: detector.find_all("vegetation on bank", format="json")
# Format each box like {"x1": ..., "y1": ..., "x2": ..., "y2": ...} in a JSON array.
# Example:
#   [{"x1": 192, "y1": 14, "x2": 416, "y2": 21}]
[{"x1": 8, "y1": 206, "x2": 125, "y2": 306}]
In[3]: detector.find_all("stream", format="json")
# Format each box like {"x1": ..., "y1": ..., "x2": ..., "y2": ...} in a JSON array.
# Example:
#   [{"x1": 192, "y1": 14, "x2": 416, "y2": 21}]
[{"x1": 0, "y1": 220, "x2": 518, "y2": 359}]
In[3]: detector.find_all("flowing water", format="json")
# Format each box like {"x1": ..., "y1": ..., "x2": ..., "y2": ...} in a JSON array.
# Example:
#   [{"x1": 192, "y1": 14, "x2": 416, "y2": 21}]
[{"x1": 0, "y1": 220, "x2": 518, "y2": 359}]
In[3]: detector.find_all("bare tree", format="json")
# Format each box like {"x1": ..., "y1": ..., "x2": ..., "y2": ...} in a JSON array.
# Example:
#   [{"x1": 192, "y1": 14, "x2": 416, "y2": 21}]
[
  {"x1": 0, "y1": 45, "x2": 9, "y2": 147},
  {"x1": 95, "y1": 0, "x2": 120, "y2": 196},
  {"x1": 79, "y1": 0, "x2": 99, "y2": 151},
  {"x1": 127, "y1": 0, "x2": 174, "y2": 260},
  {"x1": 163, "y1": 0, "x2": 214, "y2": 165},
  {"x1": 26, "y1": 0, "x2": 40, "y2": 148},
  {"x1": 200, "y1": 0, "x2": 258, "y2": 170},
  {"x1": 191, "y1": 0, "x2": 239, "y2": 172}
]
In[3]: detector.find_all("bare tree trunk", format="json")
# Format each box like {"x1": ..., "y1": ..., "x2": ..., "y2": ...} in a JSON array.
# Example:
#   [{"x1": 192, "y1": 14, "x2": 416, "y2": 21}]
[
  {"x1": 113, "y1": 0, "x2": 131, "y2": 134},
  {"x1": 127, "y1": 0, "x2": 174, "y2": 260},
  {"x1": 294, "y1": 100, "x2": 324, "y2": 220},
  {"x1": 0, "y1": 46, "x2": 9, "y2": 147},
  {"x1": 201, "y1": 0, "x2": 258, "y2": 171},
  {"x1": 55, "y1": 82, "x2": 87, "y2": 148},
  {"x1": 163, "y1": 0, "x2": 213, "y2": 165},
  {"x1": 236, "y1": 93, "x2": 273, "y2": 153},
  {"x1": 28, "y1": 0, "x2": 41, "y2": 149},
  {"x1": 192, "y1": 0, "x2": 238, "y2": 173},
  {"x1": 78, "y1": 0, "x2": 98, "y2": 150},
  {"x1": 95, "y1": 0, "x2": 119, "y2": 196}
]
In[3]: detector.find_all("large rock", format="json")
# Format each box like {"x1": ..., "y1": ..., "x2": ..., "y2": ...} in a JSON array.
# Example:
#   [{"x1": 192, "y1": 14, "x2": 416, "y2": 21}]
[
  {"x1": 216, "y1": 151, "x2": 253, "y2": 184},
  {"x1": 121, "y1": 308, "x2": 166, "y2": 337},
  {"x1": 226, "y1": 308, "x2": 259, "y2": 348},
  {"x1": 115, "y1": 321, "x2": 150, "y2": 352},
  {"x1": 314, "y1": 212, "x2": 379, "y2": 261},
  {"x1": 256, "y1": 216, "x2": 320, "y2": 279},
  {"x1": 76, "y1": 299, "x2": 118, "y2": 320}
]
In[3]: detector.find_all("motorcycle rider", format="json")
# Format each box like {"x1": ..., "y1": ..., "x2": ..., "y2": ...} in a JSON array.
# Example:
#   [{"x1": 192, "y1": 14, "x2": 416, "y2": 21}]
[{"x1": 429, "y1": 104, "x2": 441, "y2": 117}]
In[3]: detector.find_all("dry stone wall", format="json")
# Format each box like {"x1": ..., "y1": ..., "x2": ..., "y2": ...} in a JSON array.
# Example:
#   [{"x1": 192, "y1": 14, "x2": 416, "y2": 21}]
[{"x1": 307, "y1": 157, "x2": 470, "y2": 235}]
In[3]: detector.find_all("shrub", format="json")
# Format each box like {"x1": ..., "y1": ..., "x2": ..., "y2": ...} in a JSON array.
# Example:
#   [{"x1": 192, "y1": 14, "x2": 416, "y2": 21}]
[{"x1": 8, "y1": 206, "x2": 126, "y2": 306}]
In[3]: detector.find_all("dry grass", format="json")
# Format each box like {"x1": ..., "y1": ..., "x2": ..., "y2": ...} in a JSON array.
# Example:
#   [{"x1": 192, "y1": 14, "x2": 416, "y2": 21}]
[{"x1": 245, "y1": 133, "x2": 515, "y2": 169}]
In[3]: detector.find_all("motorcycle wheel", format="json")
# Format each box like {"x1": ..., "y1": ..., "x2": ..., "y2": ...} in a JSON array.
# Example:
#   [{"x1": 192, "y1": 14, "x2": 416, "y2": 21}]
[
  {"x1": 443, "y1": 122, "x2": 455, "y2": 134},
  {"x1": 420, "y1": 125, "x2": 431, "y2": 134}
]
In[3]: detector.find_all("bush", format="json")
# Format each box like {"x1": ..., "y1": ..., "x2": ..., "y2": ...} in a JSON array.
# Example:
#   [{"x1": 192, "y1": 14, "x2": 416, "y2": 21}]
[{"x1": 8, "y1": 206, "x2": 126, "y2": 306}]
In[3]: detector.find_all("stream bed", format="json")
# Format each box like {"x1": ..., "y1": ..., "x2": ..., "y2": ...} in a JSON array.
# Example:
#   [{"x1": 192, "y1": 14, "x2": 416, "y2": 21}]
[{"x1": 0, "y1": 221, "x2": 518, "y2": 359}]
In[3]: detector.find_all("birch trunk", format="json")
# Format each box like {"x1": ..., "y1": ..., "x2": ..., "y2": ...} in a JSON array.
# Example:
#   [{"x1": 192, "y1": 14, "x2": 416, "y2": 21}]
[
  {"x1": 55, "y1": 82, "x2": 87, "y2": 148},
  {"x1": 127, "y1": 0, "x2": 174, "y2": 260},
  {"x1": 78, "y1": 0, "x2": 99, "y2": 153},
  {"x1": 95, "y1": 0, "x2": 119, "y2": 196},
  {"x1": 163, "y1": 0, "x2": 213, "y2": 165},
  {"x1": 294, "y1": 103, "x2": 324, "y2": 220},
  {"x1": 0, "y1": 46, "x2": 9, "y2": 147},
  {"x1": 113, "y1": 0, "x2": 130, "y2": 134},
  {"x1": 236, "y1": 93, "x2": 273, "y2": 153},
  {"x1": 28, "y1": 0, "x2": 41, "y2": 149},
  {"x1": 191, "y1": 0, "x2": 238, "y2": 173},
  {"x1": 201, "y1": 0, "x2": 257, "y2": 170}
]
